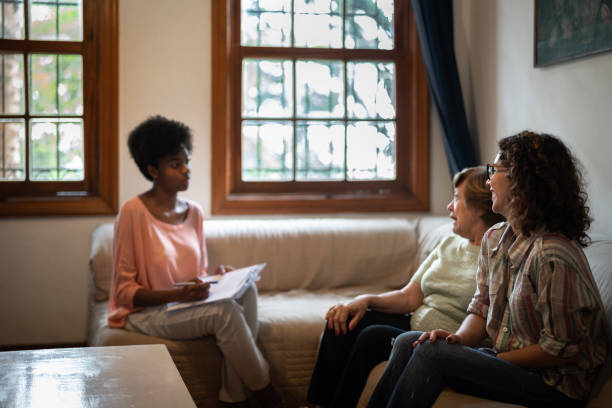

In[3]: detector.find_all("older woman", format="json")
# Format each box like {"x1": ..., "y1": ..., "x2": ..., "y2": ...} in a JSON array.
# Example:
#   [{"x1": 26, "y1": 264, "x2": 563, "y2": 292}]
[
  {"x1": 368, "y1": 131, "x2": 608, "y2": 408},
  {"x1": 307, "y1": 166, "x2": 504, "y2": 408}
]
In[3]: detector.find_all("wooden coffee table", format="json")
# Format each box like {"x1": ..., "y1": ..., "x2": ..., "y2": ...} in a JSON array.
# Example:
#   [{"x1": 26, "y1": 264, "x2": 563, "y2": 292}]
[{"x1": 0, "y1": 344, "x2": 196, "y2": 407}]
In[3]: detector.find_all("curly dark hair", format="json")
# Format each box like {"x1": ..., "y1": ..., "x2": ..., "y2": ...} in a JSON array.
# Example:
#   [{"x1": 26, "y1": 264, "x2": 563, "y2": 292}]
[
  {"x1": 498, "y1": 131, "x2": 591, "y2": 246},
  {"x1": 128, "y1": 115, "x2": 193, "y2": 181},
  {"x1": 453, "y1": 166, "x2": 505, "y2": 228}
]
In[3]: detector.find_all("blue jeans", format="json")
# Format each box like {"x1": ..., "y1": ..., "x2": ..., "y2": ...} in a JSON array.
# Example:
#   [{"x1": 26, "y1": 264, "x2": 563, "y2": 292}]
[{"x1": 366, "y1": 331, "x2": 585, "y2": 408}]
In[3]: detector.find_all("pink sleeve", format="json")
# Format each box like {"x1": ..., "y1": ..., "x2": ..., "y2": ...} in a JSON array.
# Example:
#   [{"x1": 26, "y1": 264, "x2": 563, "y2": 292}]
[
  {"x1": 112, "y1": 204, "x2": 144, "y2": 310},
  {"x1": 196, "y1": 205, "x2": 208, "y2": 277}
]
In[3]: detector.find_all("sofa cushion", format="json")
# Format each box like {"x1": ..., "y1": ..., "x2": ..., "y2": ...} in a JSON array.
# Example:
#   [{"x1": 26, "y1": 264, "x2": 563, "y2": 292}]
[
  {"x1": 415, "y1": 218, "x2": 453, "y2": 267},
  {"x1": 584, "y1": 240, "x2": 612, "y2": 406},
  {"x1": 256, "y1": 285, "x2": 389, "y2": 406},
  {"x1": 205, "y1": 218, "x2": 424, "y2": 292},
  {"x1": 585, "y1": 240, "x2": 612, "y2": 332}
]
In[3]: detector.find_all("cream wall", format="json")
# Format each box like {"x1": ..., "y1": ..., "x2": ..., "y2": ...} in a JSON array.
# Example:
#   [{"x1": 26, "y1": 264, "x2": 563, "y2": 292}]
[{"x1": 455, "y1": 0, "x2": 612, "y2": 238}]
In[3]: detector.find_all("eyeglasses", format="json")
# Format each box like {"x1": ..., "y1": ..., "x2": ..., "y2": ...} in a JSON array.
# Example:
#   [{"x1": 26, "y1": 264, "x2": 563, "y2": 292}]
[{"x1": 486, "y1": 163, "x2": 507, "y2": 180}]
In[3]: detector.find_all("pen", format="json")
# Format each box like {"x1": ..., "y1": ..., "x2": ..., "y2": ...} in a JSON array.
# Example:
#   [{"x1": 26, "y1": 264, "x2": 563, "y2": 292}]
[{"x1": 174, "y1": 281, "x2": 218, "y2": 287}]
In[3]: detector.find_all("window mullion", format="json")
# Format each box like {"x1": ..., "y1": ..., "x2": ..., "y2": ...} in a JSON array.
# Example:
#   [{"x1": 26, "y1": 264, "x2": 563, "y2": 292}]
[
  {"x1": 55, "y1": 121, "x2": 59, "y2": 179},
  {"x1": 292, "y1": 57, "x2": 296, "y2": 182},
  {"x1": 55, "y1": 0, "x2": 60, "y2": 39},
  {"x1": 343, "y1": 60, "x2": 347, "y2": 181},
  {"x1": 24, "y1": 53, "x2": 30, "y2": 182},
  {"x1": 1, "y1": 54, "x2": 4, "y2": 114},
  {"x1": 1, "y1": 119, "x2": 5, "y2": 179}
]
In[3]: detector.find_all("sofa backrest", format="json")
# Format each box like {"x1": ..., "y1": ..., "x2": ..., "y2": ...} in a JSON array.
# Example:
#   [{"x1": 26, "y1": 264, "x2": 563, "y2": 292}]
[
  {"x1": 585, "y1": 240, "x2": 612, "y2": 335},
  {"x1": 89, "y1": 216, "x2": 451, "y2": 301},
  {"x1": 204, "y1": 217, "x2": 450, "y2": 292}
]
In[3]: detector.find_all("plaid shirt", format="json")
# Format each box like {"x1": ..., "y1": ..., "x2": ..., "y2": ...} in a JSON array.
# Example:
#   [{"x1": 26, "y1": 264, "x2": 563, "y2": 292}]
[{"x1": 468, "y1": 222, "x2": 609, "y2": 400}]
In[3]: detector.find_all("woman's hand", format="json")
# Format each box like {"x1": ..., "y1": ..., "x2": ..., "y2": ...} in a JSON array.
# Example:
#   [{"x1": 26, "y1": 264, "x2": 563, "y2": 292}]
[
  {"x1": 412, "y1": 329, "x2": 464, "y2": 347},
  {"x1": 215, "y1": 265, "x2": 235, "y2": 275},
  {"x1": 325, "y1": 297, "x2": 369, "y2": 335},
  {"x1": 178, "y1": 279, "x2": 211, "y2": 302}
]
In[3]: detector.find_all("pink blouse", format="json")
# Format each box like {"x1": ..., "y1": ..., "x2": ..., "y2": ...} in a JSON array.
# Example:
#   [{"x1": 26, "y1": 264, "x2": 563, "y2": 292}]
[{"x1": 108, "y1": 196, "x2": 208, "y2": 328}]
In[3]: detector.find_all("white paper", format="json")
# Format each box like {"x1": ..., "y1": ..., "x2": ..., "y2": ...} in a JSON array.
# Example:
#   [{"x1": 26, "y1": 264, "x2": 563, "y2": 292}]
[{"x1": 166, "y1": 263, "x2": 265, "y2": 313}]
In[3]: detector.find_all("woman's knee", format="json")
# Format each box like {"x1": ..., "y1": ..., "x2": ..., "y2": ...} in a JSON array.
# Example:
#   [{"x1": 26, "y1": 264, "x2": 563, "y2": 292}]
[
  {"x1": 387, "y1": 331, "x2": 422, "y2": 360},
  {"x1": 392, "y1": 331, "x2": 422, "y2": 350},
  {"x1": 410, "y1": 337, "x2": 460, "y2": 365},
  {"x1": 240, "y1": 282, "x2": 258, "y2": 301}
]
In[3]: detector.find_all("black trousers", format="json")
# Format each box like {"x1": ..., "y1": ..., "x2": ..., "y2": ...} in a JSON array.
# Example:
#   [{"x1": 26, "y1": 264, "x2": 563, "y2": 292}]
[{"x1": 306, "y1": 310, "x2": 412, "y2": 407}]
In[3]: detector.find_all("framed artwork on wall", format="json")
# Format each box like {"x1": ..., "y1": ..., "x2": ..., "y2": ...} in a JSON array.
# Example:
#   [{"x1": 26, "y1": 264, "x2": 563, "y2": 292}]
[{"x1": 535, "y1": 0, "x2": 612, "y2": 66}]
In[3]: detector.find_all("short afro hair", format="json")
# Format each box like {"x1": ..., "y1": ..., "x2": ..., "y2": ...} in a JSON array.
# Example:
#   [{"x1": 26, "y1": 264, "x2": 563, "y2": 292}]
[{"x1": 128, "y1": 115, "x2": 193, "y2": 181}]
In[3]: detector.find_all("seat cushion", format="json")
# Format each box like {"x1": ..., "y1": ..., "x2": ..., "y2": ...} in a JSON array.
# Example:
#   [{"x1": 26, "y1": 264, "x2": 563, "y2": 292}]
[
  {"x1": 89, "y1": 285, "x2": 387, "y2": 407},
  {"x1": 257, "y1": 285, "x2": 389, "y2": 406}
]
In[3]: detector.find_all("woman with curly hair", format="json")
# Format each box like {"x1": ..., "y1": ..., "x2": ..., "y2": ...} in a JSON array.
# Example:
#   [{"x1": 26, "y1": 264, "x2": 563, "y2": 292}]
[
  {"x1": 366, "y1": 131, "x2": 609, "y2": 408},
  {"x1": 108, "y1": 116, "x2": 281, "y2": 407}
]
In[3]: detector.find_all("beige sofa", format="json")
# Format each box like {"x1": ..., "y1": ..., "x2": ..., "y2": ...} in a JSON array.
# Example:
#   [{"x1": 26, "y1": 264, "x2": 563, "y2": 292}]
[{"x1": 87, "y1": 217, "x2": 612, "y2": 408}]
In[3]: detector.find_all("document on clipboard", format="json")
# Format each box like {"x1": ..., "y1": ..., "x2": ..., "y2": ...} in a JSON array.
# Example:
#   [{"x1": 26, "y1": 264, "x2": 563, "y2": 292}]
[{"x1": 166, "y1": 263, "x2": 265, "y2": 313}]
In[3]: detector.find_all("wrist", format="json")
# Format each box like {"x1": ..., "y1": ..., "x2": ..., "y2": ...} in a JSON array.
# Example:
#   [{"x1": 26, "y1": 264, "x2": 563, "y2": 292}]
[
  {"x1": 355, "y1": 294, "x2": 372, "y2": 305},
  {"x1": 173, "y1": 288, "x2": 187, "y2": 303}
]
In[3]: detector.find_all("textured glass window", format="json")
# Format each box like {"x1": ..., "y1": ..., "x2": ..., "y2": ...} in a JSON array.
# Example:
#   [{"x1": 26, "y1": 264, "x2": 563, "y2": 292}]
[
  {"x1": 241, "y1": 58, "x2": 395, "y2": 182},
  {"x1": 29, "y1": 0, "x2": 82, "y2": 41},
  {"x1": 1, "y1": 1, "x2": 85, "y2": 184},
  {"x1": 240, "y1": 1, "x2": 396, "y2": 182},
  {"x1": 30, "y1": 118, "x2": 83, "y2": 180},
  {"x1": 1, "y1": 0, "x2": 25, "y2": 39},
  {"x1": 0, "y1": 119, "x2": 25, "y2": 180},
  {"x1": 241, "y1": 0, "x2": 393, "y2": 49}
]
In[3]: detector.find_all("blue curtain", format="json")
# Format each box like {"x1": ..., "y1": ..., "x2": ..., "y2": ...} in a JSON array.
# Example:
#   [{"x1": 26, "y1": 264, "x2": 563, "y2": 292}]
[{"x1": 411, "y1": 0, "x2": 477, "y2": 176}]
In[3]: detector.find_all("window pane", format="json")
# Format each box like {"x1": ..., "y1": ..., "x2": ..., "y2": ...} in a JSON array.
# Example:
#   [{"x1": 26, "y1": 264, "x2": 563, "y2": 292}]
[
  {"x1": 241, "y1": 0, "x2": 291, "y2": 47},
  {"x1": 58, "y1": 54, "x2": 83, "y2": 114},
  {"x1": 2, "y1": 0, "x2": 25, "y2": 39},
  {"x1": 1, "y1": 53, "x2": 25, "y2": 114},
  {"x1": 346, "y1": 0, "x2": 393, "y2": 49},
  {"x1": 0, "y1": 119, "x2": 25, "y2": 180},
  {"x1": 296, "y1": 121, "x2": 344, "y2": 181},
  {"x1": 29, "y1": 0, "x2": 82, "y2": 41},
  {"x1": 242, "y1": 59, "x2": 293, "y2": 118},
  {"x1": 296, "y1": 60, "x2": 344, "y2": 118},
  {"x1": 294, "y1": 0, "x2": 342, "y2": 48},
  {"x1": 347, "y1": 121, "x2": 395, "y2": 180},
  {"x1": 242, "y1": 120, "x2": 293, "y2": 181},
  {"x1": 347, "y1": 61, "x2": 395, "y2": 119},
  {"x1": 30, "y1": 54, "x2": 57, "y2": 114},
  {"x1": 30, "y1": 54, "x2": 83, "y2": 115},
  {"x1": 30, "y1": 118, "x2": 84, "y2": 181}
]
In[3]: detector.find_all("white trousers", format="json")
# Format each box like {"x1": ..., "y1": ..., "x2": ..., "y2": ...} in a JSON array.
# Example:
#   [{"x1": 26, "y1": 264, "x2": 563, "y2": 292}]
[{"x1": 125, "y1": 283, "x2": 269, "y2": 402}]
